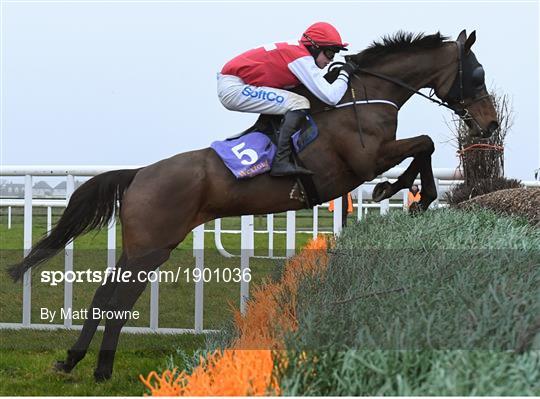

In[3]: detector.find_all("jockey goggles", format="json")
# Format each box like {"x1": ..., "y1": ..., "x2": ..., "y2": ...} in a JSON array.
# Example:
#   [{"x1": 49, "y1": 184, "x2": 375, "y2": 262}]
[{"x1": 323, "y1": 48, "x2": 338, "y2": 60}]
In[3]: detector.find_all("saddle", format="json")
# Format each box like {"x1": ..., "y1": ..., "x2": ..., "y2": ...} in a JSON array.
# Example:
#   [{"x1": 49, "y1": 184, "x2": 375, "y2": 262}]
[
  {"x1": 226, "y1": 114, "x2": 319, "y2": 153},
  {"x1": 212, "y1": 114, "x2": 321, "y2": 207}
]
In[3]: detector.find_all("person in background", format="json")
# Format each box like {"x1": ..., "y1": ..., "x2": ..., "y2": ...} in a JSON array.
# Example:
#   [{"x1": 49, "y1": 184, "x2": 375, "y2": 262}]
[{"x1": 407, "y1": 184, "x2": 421, "y2": 207}]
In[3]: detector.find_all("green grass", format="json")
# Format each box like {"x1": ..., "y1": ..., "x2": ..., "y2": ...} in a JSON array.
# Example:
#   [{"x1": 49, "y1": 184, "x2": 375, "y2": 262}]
[
  {"x1": 5, "y1": 207, "x2": 536, "y2": 395},
  {"x1": 278, "y1": 350, "x2": 540, "y2": 396},
  {"x1": 0, "y1": 329, "x2": 204, "y2": 396},
  {"x1": 272, "y1": 208, "x2": 540, "y2": 395},
  {"x1": 0, "y1": 209, "x2": 333, "y2": 395}
]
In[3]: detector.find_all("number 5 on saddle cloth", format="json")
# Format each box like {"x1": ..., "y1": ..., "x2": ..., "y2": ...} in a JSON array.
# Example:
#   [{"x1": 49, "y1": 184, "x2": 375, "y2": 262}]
[{"x1": 210, "y1": 115, "x2": 319, "y2": 179}]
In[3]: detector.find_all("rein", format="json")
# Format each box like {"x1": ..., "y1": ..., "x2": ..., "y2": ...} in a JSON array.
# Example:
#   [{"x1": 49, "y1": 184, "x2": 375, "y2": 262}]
[
  {"x1": 317, "y1": 41, "x2": 492, "y2": 147},
  {"x1": 319, "y1": 62, "x2": 400, "y2": 149},
  {"x1": 351, "y1": 65, "x2": 489, "y2": 135},
  {"x1": 350, "y1": 41, "x2": 489, "y2": 114},
  {"x1": 334, "y1": 40, "x2": 492, "y2": 140},
  {"x1": 352, "y1": 68, "x2": 456, "y2": 112}
]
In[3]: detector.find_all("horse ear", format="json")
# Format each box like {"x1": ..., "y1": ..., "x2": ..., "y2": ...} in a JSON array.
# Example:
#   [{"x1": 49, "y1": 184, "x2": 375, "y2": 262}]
[
  {"x1": 464, "y1": 30, "x2": 476, "y2": 53},
  {"x1": 457, "y1": 29, "x2": 467, "y2": 44}
]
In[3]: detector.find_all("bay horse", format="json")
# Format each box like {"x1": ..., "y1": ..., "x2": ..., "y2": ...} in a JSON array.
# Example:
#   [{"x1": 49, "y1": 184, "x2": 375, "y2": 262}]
[{"x1": 8, "y1": 30, "x2": 498, "y2": 381}]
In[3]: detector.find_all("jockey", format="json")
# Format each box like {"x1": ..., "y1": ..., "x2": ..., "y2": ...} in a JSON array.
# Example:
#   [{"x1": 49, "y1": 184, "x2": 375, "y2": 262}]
[{"x1": 218, "y1": 22, "x2": 358, "y2": 176}]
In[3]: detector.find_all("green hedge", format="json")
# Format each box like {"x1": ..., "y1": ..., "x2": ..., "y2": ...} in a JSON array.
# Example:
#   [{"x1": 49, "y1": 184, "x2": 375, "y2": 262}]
[{"x1": 277, "y1": 209, "x2": 540, "y2": 395}]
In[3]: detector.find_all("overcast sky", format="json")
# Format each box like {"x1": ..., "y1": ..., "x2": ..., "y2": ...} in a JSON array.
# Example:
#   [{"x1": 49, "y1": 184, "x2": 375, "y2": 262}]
[{"x1": 1, "y1": 0, "x2": 539, "y2": 180}]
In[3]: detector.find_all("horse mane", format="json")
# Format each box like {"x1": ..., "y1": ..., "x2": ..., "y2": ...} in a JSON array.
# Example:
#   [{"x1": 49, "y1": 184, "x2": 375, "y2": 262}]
[
  {"x1": 349, "y1": 31, "x2": 450, "y2": 67},
  {"x1": 314, "y1": 32, "x2": 450, "y2": 102}
]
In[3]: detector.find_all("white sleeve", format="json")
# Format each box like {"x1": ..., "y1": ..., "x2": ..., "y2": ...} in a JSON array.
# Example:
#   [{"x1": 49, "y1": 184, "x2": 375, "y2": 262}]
[{"x1": 288, "y1": 56, "x2": 349, "y2": 106}]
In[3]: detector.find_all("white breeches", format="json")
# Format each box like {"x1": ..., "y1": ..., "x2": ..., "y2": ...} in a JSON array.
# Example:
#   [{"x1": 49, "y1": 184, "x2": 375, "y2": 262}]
[{"x1": 217, "y1": 73, "x2": 310, "y2": 115}]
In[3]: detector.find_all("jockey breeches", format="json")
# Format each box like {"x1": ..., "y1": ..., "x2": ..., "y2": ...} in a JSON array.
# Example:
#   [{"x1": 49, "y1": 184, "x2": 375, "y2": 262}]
[{"x1": 217, "y1": 73, "x2": 310, "y2": 115}]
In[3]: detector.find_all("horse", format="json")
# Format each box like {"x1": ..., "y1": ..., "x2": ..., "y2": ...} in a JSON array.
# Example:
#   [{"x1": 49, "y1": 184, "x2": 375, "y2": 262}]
[{"x1": 8, "y1": 29, "x2": 499, "y2": 381}]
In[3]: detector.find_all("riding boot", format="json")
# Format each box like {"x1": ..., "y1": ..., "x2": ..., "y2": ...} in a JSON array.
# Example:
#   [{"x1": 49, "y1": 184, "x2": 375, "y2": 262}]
[{"x1": 270, "y1": 109, "x2": 314, "y2": 176}]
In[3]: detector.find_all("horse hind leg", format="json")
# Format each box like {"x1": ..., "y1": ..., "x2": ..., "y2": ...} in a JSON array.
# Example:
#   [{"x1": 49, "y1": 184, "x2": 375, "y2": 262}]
[
  {"x1": 53, "y1": 253, "x2": 126, "y2": 374},
  {"x1": 93, "y1": 249, "x2": 171, "y2": 381}
]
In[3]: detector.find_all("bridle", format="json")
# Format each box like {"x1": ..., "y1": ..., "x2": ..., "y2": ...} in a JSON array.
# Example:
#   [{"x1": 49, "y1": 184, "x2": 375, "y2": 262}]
[
  {"x1": 443, "y1": 41, "x2": 491, "y2": 121},
  {"x1": 342, "y1": 41, "x2": 491, "y2": 136}
]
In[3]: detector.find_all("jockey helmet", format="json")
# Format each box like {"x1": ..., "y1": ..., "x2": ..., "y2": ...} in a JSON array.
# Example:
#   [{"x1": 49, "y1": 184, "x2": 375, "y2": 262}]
[{"x1": 300, "y1": 22, "x2": 349, "y2": 51}]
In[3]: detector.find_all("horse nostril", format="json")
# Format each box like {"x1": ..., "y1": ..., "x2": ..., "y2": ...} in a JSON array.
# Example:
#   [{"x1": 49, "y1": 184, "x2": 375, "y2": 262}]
[{"x1": 488, "y1": 121, "x2": 499, "y2": 133}]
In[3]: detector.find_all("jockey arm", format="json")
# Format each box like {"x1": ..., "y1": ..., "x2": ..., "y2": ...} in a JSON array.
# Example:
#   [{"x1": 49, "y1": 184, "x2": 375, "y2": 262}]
[{"x1": 288, "y1": 56, "x2": 349, "y2": 106}]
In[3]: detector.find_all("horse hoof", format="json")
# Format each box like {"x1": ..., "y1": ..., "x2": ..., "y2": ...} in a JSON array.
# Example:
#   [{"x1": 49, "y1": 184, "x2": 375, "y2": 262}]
[
  {"x1": 53, "y1": 360, "x2": 72, "y2": 373},
  {"x1": 372, "y1": 181, "x2": 392, "y2": 202},
  {"x1": 94, "y1": 370, "x2": 112, "y2": 382}
]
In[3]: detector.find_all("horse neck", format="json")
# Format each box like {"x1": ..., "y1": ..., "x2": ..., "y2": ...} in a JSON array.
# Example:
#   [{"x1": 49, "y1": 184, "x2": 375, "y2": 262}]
[{"x1": 357, "y1": 43, "x2": 457, "y2": 106}]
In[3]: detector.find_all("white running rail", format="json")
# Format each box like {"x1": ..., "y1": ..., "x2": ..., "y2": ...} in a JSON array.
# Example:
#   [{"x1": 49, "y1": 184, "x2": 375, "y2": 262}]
[{"x1": 2, "y1": 165, "x2": 537, "y2": 334}]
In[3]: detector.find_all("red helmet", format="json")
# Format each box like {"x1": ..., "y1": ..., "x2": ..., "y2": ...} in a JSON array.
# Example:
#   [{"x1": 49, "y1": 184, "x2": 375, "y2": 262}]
[{"x1": 300, "y1": 22, "x2": 349, "y2": 51}]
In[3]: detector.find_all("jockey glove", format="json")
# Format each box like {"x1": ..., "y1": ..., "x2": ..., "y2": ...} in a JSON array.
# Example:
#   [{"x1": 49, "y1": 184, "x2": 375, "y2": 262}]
[{"x1": 342, "y1": 60, "x2": 359, "y2": 76}]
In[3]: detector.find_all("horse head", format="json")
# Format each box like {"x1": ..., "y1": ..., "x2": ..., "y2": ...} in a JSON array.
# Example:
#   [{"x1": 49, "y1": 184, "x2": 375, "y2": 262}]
[
  {"x1": 438, "y1": 29, "x2": 499, "y2": 139},
  {"x1": 341, "y1": 30, "x2": 499, "y2": 140}
]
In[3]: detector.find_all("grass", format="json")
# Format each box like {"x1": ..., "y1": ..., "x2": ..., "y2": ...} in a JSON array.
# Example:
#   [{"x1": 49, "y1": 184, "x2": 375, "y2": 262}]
[
  {"x1": 5, "y1": 207, "x2": 534, "y2": 395},
  {"x1": 0, "y1": 329, "x2": 204, "y2": 396},
  {"x1": 275, "y1": 208, "x2": 540, "y2": 395},
  {"x1": 278, "y1": 350, "x2": 540, "y2": 396},
  {"x1": 0, "y1": 208, "x2": 334, "y2": 395}
]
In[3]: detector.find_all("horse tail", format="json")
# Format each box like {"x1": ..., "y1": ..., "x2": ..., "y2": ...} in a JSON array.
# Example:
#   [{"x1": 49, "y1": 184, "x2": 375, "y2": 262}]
[{"x1": 8, "y1": 168, "x2": 141, "y2": 282}]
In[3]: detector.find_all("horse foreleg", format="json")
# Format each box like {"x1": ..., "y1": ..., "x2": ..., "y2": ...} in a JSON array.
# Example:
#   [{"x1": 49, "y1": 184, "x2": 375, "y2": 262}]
[
  {"x1": 93, "y1": 250, "x2": 171, "y2": 381},
  {"x1": 53, "y1": 253, "x2": 126, "y2": 374},
  {"x1": 372, "y1": 135, "x2": 435, "y2": 203},
  {"x1": 387, "y1": 140, "x2": 438, "y2": 211},
  {"x1": 341, "y1": 194, "x2": 348, "y2": 227},
  {"x1": 414, "y1": 152, "x2": 437, "y2": 211}
]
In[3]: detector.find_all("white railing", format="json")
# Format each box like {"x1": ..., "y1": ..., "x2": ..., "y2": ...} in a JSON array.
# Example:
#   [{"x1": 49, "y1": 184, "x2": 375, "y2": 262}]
[
  {"x1": 2, "y1": 165, "x2": 536, "y2": 334},
  {"x1": 1, "y1": 166, "x2": 306, "y2": 334}
]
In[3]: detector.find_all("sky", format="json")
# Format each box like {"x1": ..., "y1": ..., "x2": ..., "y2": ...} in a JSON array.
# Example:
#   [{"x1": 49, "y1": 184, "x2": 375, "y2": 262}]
[{"x1": 1, "y1": 0, "x2": 539, "y2": 180}]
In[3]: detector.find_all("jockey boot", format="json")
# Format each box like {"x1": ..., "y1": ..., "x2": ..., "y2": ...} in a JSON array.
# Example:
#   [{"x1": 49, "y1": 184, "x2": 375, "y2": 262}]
[{"x1": 270, "y1": 109, "x2": 314, "y2": 177}]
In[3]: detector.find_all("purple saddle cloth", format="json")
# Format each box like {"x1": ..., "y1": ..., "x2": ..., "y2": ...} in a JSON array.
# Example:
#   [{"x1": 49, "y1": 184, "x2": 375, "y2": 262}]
[
  {"x1": 211, "y1": 116, "x2": 319, "y2": 179},
  {"x1": 210, "y1": 132, "x2": 276, "y2": 179}
]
